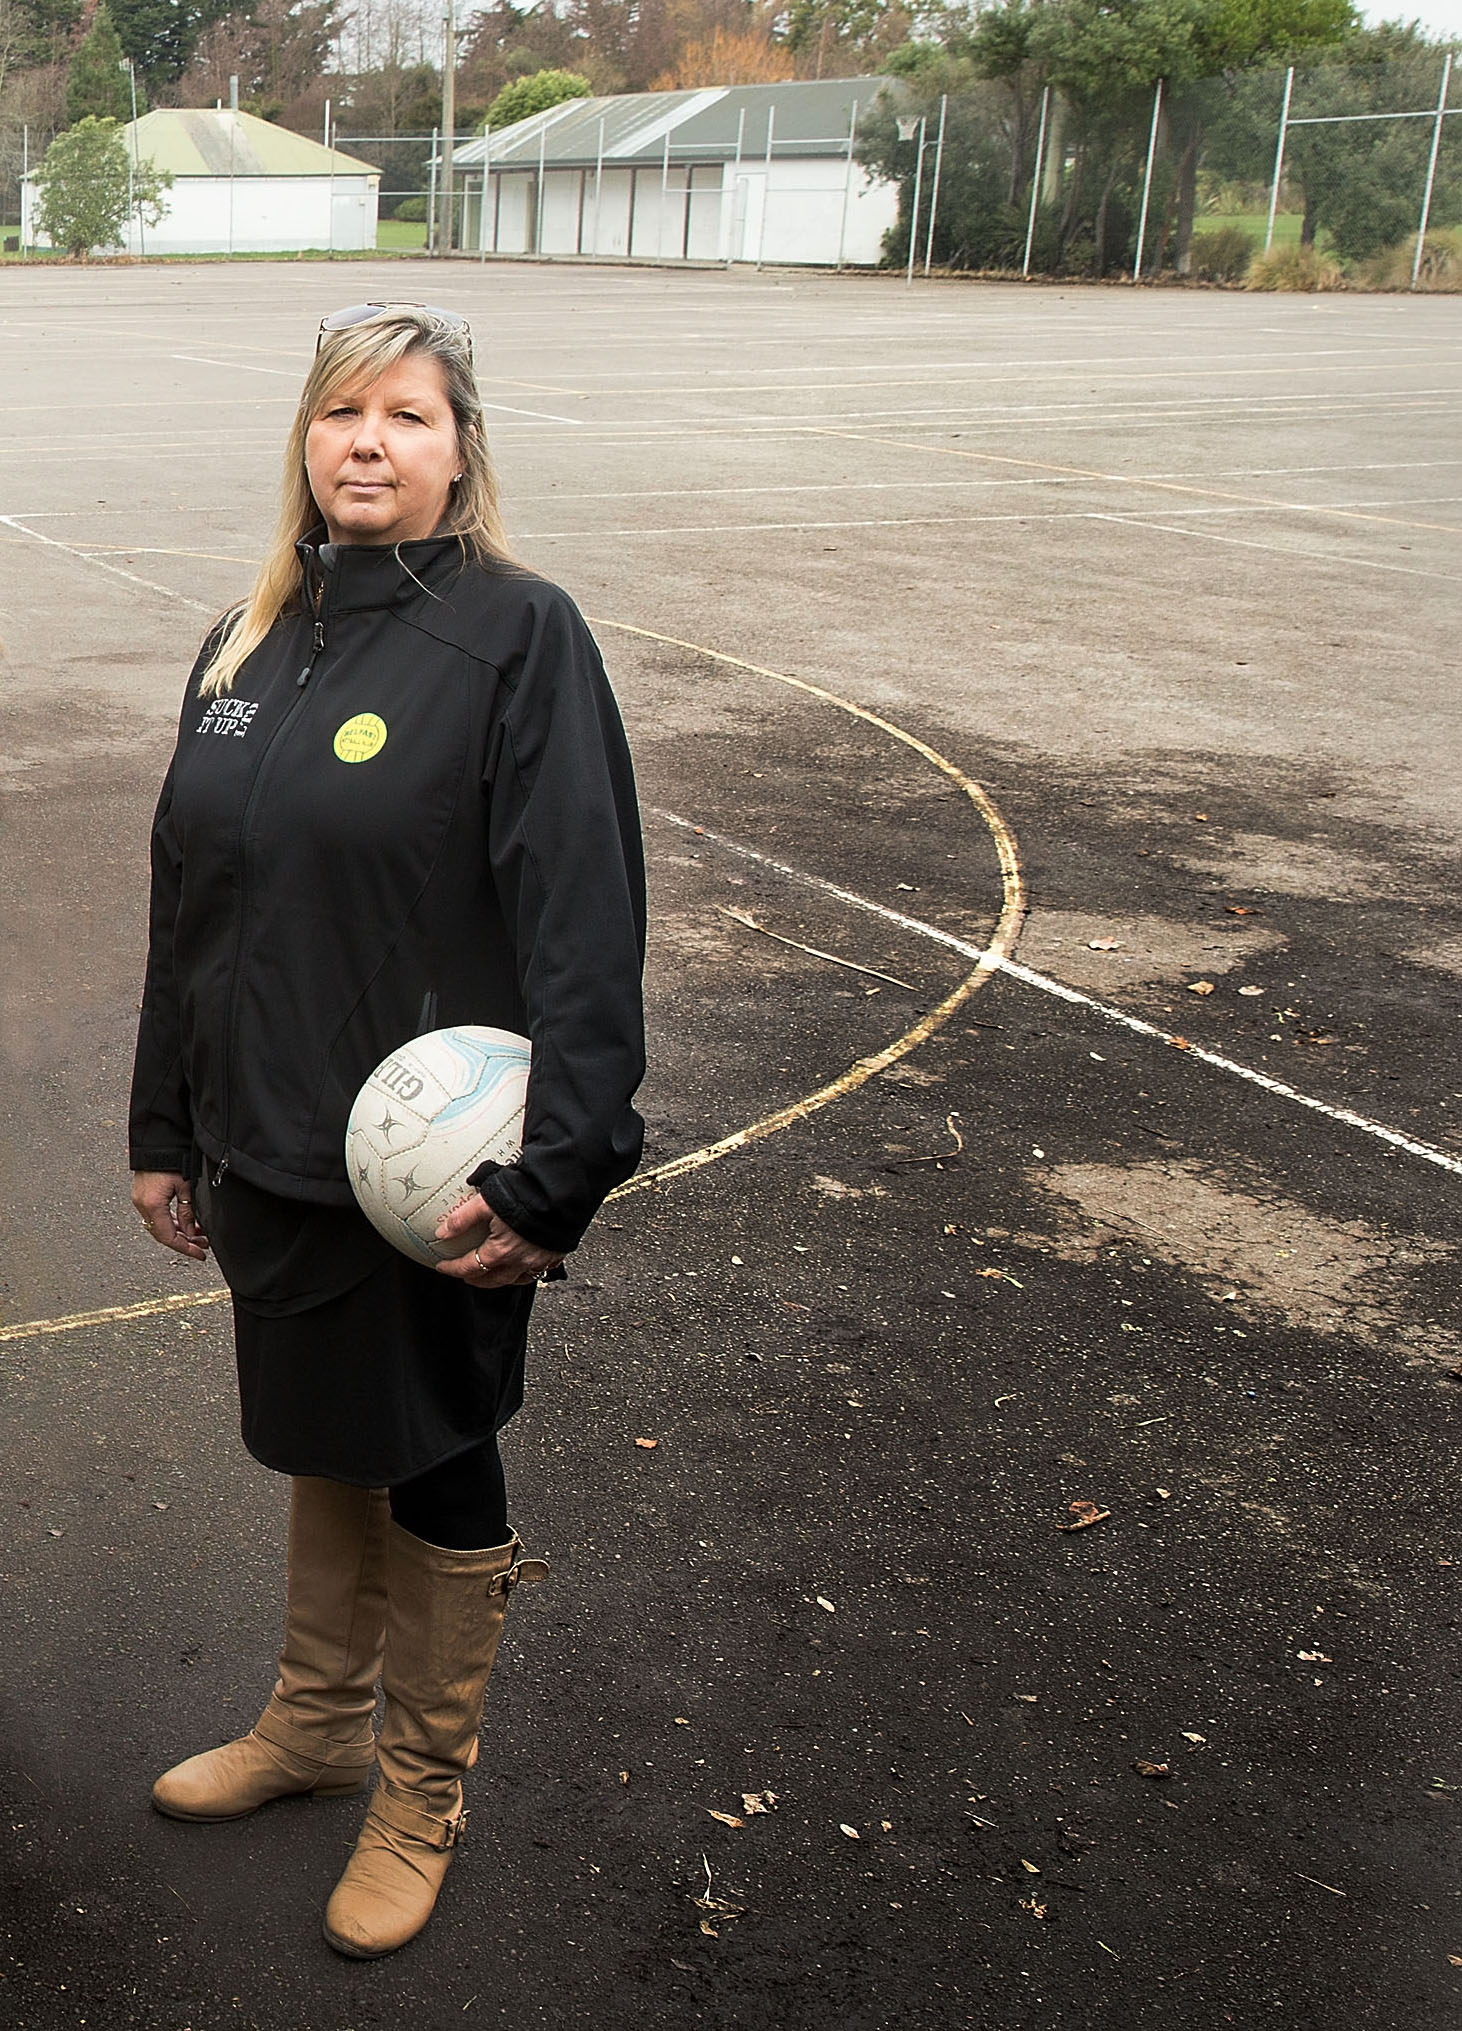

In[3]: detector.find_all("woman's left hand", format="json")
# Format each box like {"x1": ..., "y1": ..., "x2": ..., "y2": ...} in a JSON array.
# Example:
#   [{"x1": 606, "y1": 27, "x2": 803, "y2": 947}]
[{"x1": 434, "y1": 1193, "x2": 564, "y2": 1288}]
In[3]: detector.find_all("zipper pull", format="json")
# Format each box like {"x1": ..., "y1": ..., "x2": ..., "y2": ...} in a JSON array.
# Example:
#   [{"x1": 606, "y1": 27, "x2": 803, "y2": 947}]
[
  {"x1": 296, "y1": 620, "x2": 327, "y2": 688},
  {"x1": 211, "y1": 1151, "x2": 230, "y2": 1187}
]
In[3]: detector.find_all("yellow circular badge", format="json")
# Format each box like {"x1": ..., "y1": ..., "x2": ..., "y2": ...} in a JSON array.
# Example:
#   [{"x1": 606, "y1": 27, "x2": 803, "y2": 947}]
[{"x1": 333, "y1": 713, "x2": 388, "y2": 764}]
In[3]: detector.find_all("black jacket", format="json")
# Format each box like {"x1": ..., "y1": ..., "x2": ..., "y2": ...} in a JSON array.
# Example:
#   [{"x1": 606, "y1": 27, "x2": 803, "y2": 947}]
[{"x1": 129, "y1": 534, "x2": 646, "y2": 1255}]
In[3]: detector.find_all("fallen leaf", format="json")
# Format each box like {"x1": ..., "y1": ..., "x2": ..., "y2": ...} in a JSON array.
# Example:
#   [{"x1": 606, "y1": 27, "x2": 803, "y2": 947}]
[
  {"x1": 839, "y1": 1823, "x2": 860, "y2": 1840},
  {"x1": 1134, "y1": 1760, "x2": 1171, "y2": 1779},
  {"x1": 1194, "y1": 812, "x2": 1209, "y2": 821},
  {"x1": 708, "y1": 1810, "x2": 746, "y2": 1829},
  {"x1": 1020, "y1": 1895, "x2": 1049, "y2": 1919},
  {"x1": 816, "y1": 1596, "x2": 836, "y2": 1614},
  {"x1": 1181, "y1": 1731, "x2": 1206, "y2": 1744},
  {"x1": 674, "y1": 1717, "x2": 691, "y2": 1726},
  {"x1": 1014, "y1": 1693, "x2": 1038, "y2": 1704},
  {"x1": 741, "y1": 1791, "x2": 778, "y2": 1815},
  {"x1": 1449, "y1": 1955, "x2": 1462, "y2": 1968},
  {"x1": 634, "y1": 1437, "x2": 659, "y2": 1451},
  {"x1": 699, "y1": 1920, "x2": 719, "y2": 1937},
  {"x1": 619, "y1": 1770, "x2": 630, "y2": 1785},
  {"x1": 47, "y1": 1528, "x2": 64, "y2": 1538},
  {"x1": 1057, "y1": 1501, "x2": 1111, "y2": 1532},
  {"x1": 1297, "y1": 1650, "x2": 1333, "y2": 1664},
  {"x1": 153, "y1": 1501, "x2": 170, "y2": 1511},
  {"x1": 1155, "y1": 1487, "x2": 1172, "y2": 1500},
  {"x1": 1087, "y1": 937, "x2": 1124, "y2": 951},
  {"x1": 1020, "y1": 1859, "x2": 1041, "y2": 1874},
  {"x1": 1187, "y1": 979, "x2": 1216, "y2": 996},
  {"x1": 1225, "y1": 905, "x2": 1264, "y2": 916},
  {"x1": 1237, "y1": 984, "x2": 1264, "y2": 996},
  {"x1": 1298, "y1": 1033, "x2": 1340, "y2": 1047}
]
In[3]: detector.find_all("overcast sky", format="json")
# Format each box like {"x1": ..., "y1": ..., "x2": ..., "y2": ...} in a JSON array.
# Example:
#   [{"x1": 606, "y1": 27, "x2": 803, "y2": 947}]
[{"x1": 1363, "y1": 0, "x2": 1462, "y2": 38}]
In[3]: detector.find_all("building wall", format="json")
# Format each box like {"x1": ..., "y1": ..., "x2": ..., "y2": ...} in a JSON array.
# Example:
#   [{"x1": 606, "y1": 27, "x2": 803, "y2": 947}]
[
  {"x1": 24, "y1": 175, "x2": 378, "y2": 254},
  {"x1": 472, "y1": 156, "x2": 896, "y2": 266}
]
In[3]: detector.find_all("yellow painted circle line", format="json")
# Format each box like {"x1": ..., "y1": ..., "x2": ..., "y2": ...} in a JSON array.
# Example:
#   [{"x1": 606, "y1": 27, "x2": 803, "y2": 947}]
[
  {"x1": 590, "y1": 618, "x2": 1027, "y2": 1200},
  {"x1": 0, "y1": 630, "x2": 1024, "y2": 1349}
]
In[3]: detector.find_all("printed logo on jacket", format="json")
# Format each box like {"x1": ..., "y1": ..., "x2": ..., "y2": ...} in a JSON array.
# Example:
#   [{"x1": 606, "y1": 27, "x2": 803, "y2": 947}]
[{"x1": 196, "y1": 698, "x2": 259, "y2": 738}]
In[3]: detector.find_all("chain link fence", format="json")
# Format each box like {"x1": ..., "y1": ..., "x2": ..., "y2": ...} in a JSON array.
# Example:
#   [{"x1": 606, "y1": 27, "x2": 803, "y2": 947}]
[
  {"x1": 4, "y1": 55, "x2": 1458, "y2": 282},
  {"x1": 871, "y1": 51, "x2": 1461, "y2": 287}
]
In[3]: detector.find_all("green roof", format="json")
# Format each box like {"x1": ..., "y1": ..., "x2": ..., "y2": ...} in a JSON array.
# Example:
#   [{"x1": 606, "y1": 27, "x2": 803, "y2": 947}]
[{"x1": 125, "y1": 108, "x2": 377, "y2": 179}]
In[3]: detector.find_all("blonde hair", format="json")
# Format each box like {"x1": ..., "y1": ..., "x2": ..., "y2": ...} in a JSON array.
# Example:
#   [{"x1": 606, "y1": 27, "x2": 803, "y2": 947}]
[{"x1": 199, "y1": 307, "x2": 514, "y2": 698}]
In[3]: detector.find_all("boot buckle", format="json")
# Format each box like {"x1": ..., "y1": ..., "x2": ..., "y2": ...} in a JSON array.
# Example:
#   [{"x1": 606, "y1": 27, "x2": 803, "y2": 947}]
[{"x1": 492, "y1": 1555, "x2": 550, "y2": 1596}]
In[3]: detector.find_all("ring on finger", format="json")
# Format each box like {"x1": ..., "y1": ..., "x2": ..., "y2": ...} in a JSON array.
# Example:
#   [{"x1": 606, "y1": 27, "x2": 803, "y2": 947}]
[{"x1": 473, "y1": 1248, "x2": 487, "y2": 1273}]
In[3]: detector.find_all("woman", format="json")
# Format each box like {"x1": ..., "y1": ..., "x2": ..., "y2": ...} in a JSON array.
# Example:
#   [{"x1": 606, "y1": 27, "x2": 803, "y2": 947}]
[{"x1": 129, "y1": 303, "x2": 646, "y2": 1958}]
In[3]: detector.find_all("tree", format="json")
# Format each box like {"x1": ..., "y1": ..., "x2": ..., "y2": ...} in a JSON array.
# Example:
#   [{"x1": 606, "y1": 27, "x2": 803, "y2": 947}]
[
  {"x1": 33, "y1": 111, "x2": 169, "y2": 254},
  {"x1": 66, "y1": 0, "x2": 132, "y2": 122},
  {"x1": 650, "y1": 22, "x2": 794, "y2": 86},
  {"x1": 108, "y1": 0, "x2": 230, "y2": 88},
  {"x1": 484, "y1": 65, "x2": 591, "y2": 128},
  {"x1": 182, "y1": 0, "x2": 341, "y2": 117}
]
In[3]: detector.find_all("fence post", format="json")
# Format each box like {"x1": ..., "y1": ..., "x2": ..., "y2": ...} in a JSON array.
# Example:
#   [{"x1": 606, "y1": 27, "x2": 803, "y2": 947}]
[
  {"x1": 1132, "y1": 77, "x2": 1162, "y2": 282},
  {"x1": 659, "y1": 129, "x2": 669, "y2": 259},
  {"x1": 727, "y1": 105, "x2": 745, "y2": 266},
  {"x1": 923, "y1": 93, "x2": 947, "y2": 275},
  {"x1": 903, "y1": 115, "x2": 925, "y2": 286},
  {"x1": 1023, "y1": 85, "x2": 1050, "y2": 278},
  {"x1": 21, "y1": 123, "x2": 27, "y2": 257},
  {"x1": 836, "y1": 97, "x2": 858, "y2": 270},
  {"x1": 755, "y1": 103, "x2": 775, "y2": 269},
  {"x1": 427, "y1": 128, "x2": 438, "y2": 254},
  {"x1": 1412, "y1": 49, "x2": 1454, "y2": 288},
  {"x1": 593, "y1": 115, "x2": 605, "y2": 257},
  {"x1": 1264, "y1": 65, "x2": 1294, "y2": 255},
  {"x1": 479, "y1": 126, "x2": 491, "y2": 261},
  {"x1": 536, "y1": 123, "x2": 546, "y2": 253}
]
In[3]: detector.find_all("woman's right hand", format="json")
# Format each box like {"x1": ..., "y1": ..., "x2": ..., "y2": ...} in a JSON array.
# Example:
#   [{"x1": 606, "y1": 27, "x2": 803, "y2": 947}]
[{"x1": 132, "y1": 1171, "x2": 210, "y2": 1261}]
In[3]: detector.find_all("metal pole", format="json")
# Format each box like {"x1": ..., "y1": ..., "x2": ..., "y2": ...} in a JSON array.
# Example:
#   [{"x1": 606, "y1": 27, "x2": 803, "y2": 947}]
[
  {"x1": 923, "y1": 93, "x2": 947, "y2": 275},
  {"x1": 323, "y1": 96, "x2": 330, "y2": 148},
  {"x1": 1023, "y1": 84, "x2": 1050, "y2": 278},
  {"x1": 658, "y1": 128, "x2": 669, "y2": 259},
  {"x1": 21, "y1": 123, "x2": 27, "y2": 256},
  {"x1": 228, "y1": 107, "x2": 236, "y2": 258},
  {"x1": 1132, "y1": 76, "x2": 1163, "y2": 282},
  {"x1": 905, "y1": 116, "x2": 925, "y2": 287},
  {"x1": 1412, "y1": 49, "x2": 1454, "y2": 288},
  {"x1": 726, "y1": 105, "x2": 744, "y2": 267},
  {"x1": 440, "y1": 0, "x2": 455, "y2": 251},
  {"x1": 535, "y1": 123, "x2": 546, "y2": 253},
  {"x1": 836, "y1": 96, "x2": 858, "y2": 270},
  {"x1": 123, "y1": 62, "x2": 135, "y2": 252},
  {"x1": 1264, "y1": 65, "x2": 1293, "y2": 255},
  {"x1": 755, "y1": 103, "x2": 775, "y2": 269},
  {"x1": 593, "y1": 114, "x2": 604, "y2": 255},
  {"x1": 427, "y1": 126, "x2": 438, "y2": 254},
  {"x1": 479, "y1": 126, "x2": 491, "y2": 262}
]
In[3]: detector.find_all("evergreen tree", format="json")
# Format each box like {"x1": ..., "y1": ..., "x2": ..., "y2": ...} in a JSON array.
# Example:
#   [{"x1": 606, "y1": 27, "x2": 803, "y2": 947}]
[{"x1": 66, "y1": 0, "x2": 133, "y2": 124}]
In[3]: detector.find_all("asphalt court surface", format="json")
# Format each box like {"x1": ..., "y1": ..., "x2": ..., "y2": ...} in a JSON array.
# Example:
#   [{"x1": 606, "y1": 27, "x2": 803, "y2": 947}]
[{"x1": 1, "y1": 263, "x2": 1460, "y2": 2027}]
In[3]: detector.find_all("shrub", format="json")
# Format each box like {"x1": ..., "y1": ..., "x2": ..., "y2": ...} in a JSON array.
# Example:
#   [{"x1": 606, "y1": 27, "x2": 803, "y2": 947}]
[
  {"x1": 393, "y1": 195, "x2": 427, "y2": 222},
  {"x1": 1352, "y1": 228, "x2": 1462, "y2": 292},
  {"x1": 1247, "y1": 243, "x2": 1344, "y2": 292},
  {"x1": 485, "y1": 69, "x2": 592, "y2": 132},
  {"x1": 1189, "y1": 226, "x2": 1254, "y2": 284}
]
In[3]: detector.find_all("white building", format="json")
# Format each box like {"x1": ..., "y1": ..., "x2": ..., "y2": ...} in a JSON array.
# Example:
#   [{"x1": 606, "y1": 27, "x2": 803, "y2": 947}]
[
  {"x1": 453, "y1": 80, "x2": 899, "y2": 267},
  {"x1": 23, "y1": 108, "x2": 379, "y2": 255}
]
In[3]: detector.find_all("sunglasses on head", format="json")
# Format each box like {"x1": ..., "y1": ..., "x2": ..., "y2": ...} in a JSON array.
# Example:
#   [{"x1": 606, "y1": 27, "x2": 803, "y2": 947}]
[{"x1": 316, "y1": 302, "x2": 473, "y2": 362}]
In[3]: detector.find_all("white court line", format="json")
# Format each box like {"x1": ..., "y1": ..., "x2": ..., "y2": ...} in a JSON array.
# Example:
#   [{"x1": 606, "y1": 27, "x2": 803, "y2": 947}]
[
  {"x1": 653, "y1": 808, "x2": 1462, "y2": 1182},
  {"x1": 0, "y1": 516, "x2": 214, "y2": 610},
  {"x1": 171, "y1": 353, "x2": 298, "y2": 378},
  {"x1": 1087, "y1": 513, "x2": 1456, "y2": 582},
  {"x1": 480, "y1": 401, "x2": 585, "y2": 425}
]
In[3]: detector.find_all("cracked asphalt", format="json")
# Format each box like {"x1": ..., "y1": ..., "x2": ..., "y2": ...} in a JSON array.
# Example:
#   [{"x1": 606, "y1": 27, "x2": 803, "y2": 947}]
[{"x1": 0, "y1": 262, "x2": 1459, "y2": 2029}]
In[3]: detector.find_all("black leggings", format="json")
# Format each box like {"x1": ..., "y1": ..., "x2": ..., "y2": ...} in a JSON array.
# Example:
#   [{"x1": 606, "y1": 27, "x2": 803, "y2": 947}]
[{"x1": 388, "y1": 1436, "x2": 508, "y2": 1551}]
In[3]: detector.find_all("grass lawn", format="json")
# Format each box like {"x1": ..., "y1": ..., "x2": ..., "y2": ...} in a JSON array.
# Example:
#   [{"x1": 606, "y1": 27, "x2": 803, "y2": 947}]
[
  {"x1": 1200, "y1": 210, "x2": 1304, "y2": 248},
  {"x1": 377, "y1": 217, "x2": 429, "y2": 251}
]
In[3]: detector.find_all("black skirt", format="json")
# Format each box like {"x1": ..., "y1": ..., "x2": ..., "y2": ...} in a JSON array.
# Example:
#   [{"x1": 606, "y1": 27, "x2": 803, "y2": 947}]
[{"x1": 198, "y1": 1171, "x2": 532, "y2": 1487}]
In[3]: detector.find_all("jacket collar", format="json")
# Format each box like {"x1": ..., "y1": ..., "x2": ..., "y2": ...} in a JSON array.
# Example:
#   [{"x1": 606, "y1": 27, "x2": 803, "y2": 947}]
[{"x1": 295, "y1": 527, "x2": 467, "y2": 613}]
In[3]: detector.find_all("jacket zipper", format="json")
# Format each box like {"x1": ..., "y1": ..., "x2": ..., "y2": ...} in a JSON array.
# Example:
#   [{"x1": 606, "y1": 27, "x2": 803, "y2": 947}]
[{"x1": 215, "y1": 580, "x2": 331, "y2": 1180}]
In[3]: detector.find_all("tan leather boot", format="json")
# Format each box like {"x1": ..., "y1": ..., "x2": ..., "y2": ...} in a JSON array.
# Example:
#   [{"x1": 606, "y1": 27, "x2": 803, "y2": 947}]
[
  {"x1": 152, "y1": 1477, "x2": 389, "y2": 1822},
  {"x1": 322, "y1": 1522, "x2": 547, "y2": 1959}
]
